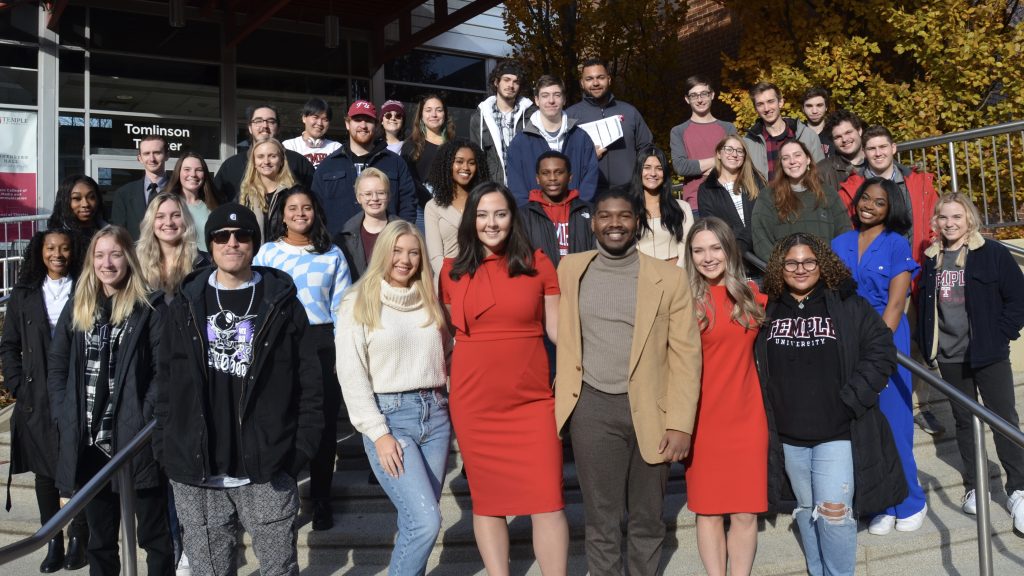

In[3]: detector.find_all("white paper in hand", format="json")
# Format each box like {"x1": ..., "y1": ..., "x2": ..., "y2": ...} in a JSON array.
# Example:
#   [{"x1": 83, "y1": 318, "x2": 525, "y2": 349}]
[{"x1": 579, "y1": 116, "x2": 624, "y2": 149}]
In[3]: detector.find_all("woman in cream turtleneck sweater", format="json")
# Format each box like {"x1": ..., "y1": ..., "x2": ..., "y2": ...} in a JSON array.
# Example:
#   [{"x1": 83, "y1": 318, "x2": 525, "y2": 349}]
[{"x1": 336, "y1": 220, "x2": 452, "y2": 575}]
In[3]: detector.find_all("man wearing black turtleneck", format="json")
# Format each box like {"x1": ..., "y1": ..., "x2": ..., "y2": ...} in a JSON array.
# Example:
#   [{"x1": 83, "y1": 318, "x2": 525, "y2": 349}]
[{"x1": 554, "y1": 187, "x2": 702, "y2": 576}]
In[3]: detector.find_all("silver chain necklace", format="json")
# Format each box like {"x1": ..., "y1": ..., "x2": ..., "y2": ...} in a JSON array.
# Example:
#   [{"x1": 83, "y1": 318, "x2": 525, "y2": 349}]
[{"x1": 214, "y1": 278, "x2": 256, "y2": 317}]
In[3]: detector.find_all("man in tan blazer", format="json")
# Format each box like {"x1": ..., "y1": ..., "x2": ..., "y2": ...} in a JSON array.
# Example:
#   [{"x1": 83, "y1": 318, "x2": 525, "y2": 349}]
[{"x1": 555, "y1": 187, "x2": 702, "y2": 576}]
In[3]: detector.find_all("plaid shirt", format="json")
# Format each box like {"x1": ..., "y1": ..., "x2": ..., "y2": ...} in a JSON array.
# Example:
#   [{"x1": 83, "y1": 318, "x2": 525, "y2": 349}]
[
  {"x1": 84, "y1": 317, "x2": 125, "y2": 457},
  {"x1": 492, "y1": 100, "x2": 521, "y2": 169},
  {"x1": 763, "y1": 122, "x2": 796, "y2": 181}
]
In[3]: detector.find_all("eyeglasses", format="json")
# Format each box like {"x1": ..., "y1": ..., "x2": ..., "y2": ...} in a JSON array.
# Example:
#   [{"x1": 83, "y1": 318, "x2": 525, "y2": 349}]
[
  {"x1": 359, "y1": 191, "x2": 387, "y2": 199},
  {"x1": 783, "y1": 259, "x2": 819, "y2": 272},
  {"x1": 687, "y1": 90, "x2": 712, "y2": 100},
  {"x1": 721, "y1": 146, "x2": 746, "y2": 157},
  {"x1": 210, "y1": 229, "x2": 255, "y2": 245},
  {"x1": 382, "y1": 112, "x2": 403, "y2": 120},
  {"x1": 249, "y1": 118, "x2": 279, "y2": 126}
]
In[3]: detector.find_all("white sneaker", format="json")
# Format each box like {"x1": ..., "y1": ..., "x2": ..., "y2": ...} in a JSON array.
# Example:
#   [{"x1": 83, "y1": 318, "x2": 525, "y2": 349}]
[
  {"x1": 868, "y1": 514, "x2": 896, "y2": 535},
  {"x1": 962, "y1": 489, "x2": 977, "y2": 515},
  {"x1": 896, "y1": 504, "x2": 928, "y2": 532},
  {"x1": 1008, "y1": 490, "x2": 1024, "y2": 533}
]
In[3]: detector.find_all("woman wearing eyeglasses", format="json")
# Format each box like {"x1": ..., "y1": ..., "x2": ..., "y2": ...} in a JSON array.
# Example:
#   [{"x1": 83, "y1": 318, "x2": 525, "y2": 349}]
[
  {"x1": 756, "y1": 232, "x2": 906, "y2": 576},
  {"x1": 698, "y1": 136, "x2": 765, "y2": 259},
  {"x1": 669, "y1": 76, "x2": 737, "y2": 214},
  {"x1": 379, "y1": 100, "x2": 406, "y2": 154}
]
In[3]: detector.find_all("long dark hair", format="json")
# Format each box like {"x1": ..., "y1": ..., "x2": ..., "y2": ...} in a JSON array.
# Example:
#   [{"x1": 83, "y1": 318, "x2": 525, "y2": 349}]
[
  {"x1": 48, "y1": 174, "x2": 104, "y2": 231},
  {"x1": 407, "y1": 93, "x2": 457, "y2": 162},
  {"x1": 268, "y1": 185, "x2": 333, "y2": 254},
  {"x1": 426, "y1": 139, "x2": 490, "y2": 208},
  {"x1": 15, "y1": 228, "x2": 83, "y2": 289},
  {"x1": 851, "y1": 177, "x2": 912, "y2": 235},
  {"x1": 449, "y1": 182, "x2": 536, "y2": 280},
  {"x1": 166, "y1": 150, "x2": 220, "y2": 209},
  {"x1": 631, "y1": 145, "x2": 686, "y2": 242}
]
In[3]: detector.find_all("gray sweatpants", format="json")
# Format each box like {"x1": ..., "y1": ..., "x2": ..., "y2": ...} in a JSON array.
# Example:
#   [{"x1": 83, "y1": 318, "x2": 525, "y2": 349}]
[{"x1": 170, "y1": 472, "x2": 300, "y2": 576}]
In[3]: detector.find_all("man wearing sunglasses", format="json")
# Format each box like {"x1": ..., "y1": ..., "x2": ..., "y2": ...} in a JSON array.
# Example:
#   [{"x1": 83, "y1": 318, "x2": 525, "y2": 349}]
[
  {"x1": 153, "y1": 203, "x2": 323, "y2": 576},
  {"x1": 213, "y1": 103, "x2": 315, "y2": 202}
]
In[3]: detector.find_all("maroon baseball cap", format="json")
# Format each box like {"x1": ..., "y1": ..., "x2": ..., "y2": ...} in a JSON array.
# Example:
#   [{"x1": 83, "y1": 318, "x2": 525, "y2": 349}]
[{"x1": 347, "y1": 100, "x2": 377, "y2": 119}]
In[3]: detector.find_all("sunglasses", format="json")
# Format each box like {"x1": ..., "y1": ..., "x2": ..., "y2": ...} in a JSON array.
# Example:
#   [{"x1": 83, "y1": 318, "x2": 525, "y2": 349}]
[
  {"x1": 210, "y1": 229, "x2": 255, "y2": 245},
  {"x1": 383, "y1": 112, "x2": 403, "y2": 120}
]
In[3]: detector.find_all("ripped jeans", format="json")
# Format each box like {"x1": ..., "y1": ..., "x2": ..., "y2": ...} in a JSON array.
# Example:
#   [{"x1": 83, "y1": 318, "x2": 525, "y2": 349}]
[
  {"x1": 363, "y1": 389, "x2": 452, "y2": 576},
  {"x1": 783, "y1": 441, "x2": 856, "y2": 576}
]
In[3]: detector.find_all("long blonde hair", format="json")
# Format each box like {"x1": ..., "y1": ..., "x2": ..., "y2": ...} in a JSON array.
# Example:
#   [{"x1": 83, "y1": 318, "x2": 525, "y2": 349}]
[
  {"x1": 684, "y1": 217, "x2": 764, "y2": 331},
  {"x1": 240, "y1": 139, "x2": 296, "y2": 214},
  {"x1": 72, "y1": 226, "x2": 152, "y2": 331},
  {"x1": 350, "y1": 220, "x2": 445, "y2": 331},
  {"x1": 713, "y1": 135, "x2": 762, "y2": 201},
  {"x1": 136, "y1": 192, "x2": 200, "y2": 296}
]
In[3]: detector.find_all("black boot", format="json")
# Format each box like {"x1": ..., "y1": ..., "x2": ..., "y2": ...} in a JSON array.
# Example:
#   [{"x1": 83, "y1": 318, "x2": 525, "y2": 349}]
[
  {"x1": 39, "y1": 537, "x2": 63, "y2": 573},
  {"x1": 311, "y1": 500, "x2": 334, "y2": 531},
  {"x1": 63, "y1": 536, "x2": 87, "y2": 571}
]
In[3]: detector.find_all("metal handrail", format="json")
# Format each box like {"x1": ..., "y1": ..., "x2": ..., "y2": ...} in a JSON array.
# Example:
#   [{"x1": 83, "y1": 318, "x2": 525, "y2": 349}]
[
  {"x1": 743, "y1": 250, "x2": 1023, "y2": 576},
  {"x1": 0, "y1": 420, "x2": 155, "y2": 575},
  {"x1": 898, "y1": 119, "x2": 1024, "y2": 150},
  {"x1": 997, "y1": 239, "x2": 1024, "y2": 258}
]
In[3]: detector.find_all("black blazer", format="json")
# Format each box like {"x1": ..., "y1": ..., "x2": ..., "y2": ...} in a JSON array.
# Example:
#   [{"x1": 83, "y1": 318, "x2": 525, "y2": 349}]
[
  {"x1": 697, "y1": 169, "x2": 759, "y2": 255},
  {"x1": 111, "y1": 175, "x2": 166, "y2": 240}
]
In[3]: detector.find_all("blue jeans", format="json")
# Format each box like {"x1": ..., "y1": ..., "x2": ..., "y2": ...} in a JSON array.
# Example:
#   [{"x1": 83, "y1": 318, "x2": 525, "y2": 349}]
[
  {"x1": 363, "y1": 389, "x2": 451, "y2": 576},
  {"x1": 783, "y1": 441, "x2": 857, "y2": 576}
]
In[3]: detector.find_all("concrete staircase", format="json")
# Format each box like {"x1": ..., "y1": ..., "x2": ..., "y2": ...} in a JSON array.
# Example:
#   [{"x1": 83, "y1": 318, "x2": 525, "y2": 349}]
[{"x1": 3, "y1": 378, "x2": 1024, "y2": 575}]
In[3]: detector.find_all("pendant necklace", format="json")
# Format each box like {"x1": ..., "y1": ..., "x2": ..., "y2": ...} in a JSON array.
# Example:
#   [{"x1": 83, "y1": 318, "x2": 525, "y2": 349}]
[{"x1": 214, "y1": 277, "x2": 256, "y2": 317}]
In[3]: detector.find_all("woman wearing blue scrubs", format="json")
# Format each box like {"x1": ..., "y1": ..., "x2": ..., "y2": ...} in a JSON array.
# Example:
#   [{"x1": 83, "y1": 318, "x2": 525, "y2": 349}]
[{"x1": 831, "y1": 176, "x2": 927, "y2": 534}]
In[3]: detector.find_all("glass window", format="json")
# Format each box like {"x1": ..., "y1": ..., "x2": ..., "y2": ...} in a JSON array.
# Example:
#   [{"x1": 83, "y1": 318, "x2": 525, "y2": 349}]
[
  {"x1": 383, "y1": 84, "x2": 485, "y2": 140},
  {"x1": 239, "y1": 29, "x2": 349, "y2": 75},
  {"x1": 0, "y1": 4, "x2": 39, "y2": 44},
  {"x1": 59, "y1": 49, "x2": 85, "y2": 109},
  {"x1": 81, "y1": 8, "x2": 220, "y2": 61},
  {"x1": 77, "y1": 114, "x2": 222, "y2": 159},
  {"x1": 0, "y1": 44, "x2": 37, "y2": 106},
  {"x1": 385, "y1": 50, "x2": 486, "y2": 91},
  {"x1": 88, "y1": 53, "x2": 219, "y2": 117},
  {"x1": 351, "y1": 40, "x2": 370, "y2": 77}
]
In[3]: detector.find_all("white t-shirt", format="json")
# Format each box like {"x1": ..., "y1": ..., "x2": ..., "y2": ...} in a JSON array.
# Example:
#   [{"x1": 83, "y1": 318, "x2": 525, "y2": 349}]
[{"x1": 282, "y1": 136, "x2": 341, "y2": 168}]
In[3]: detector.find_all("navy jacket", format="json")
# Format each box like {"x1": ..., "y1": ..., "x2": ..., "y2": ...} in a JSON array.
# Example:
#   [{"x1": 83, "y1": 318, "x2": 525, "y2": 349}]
[
  {"x1": 566, "y1": 93, "x2": 653, "y2": 191},
  {"x1": 918, "y1": 233, "x2": 1024, "y2": 368},
  {"x1": 312, "y1": 142, "x2": 417, "y2": 238},
  {"x1": 506, "y1": 116, "x2": 599, "y2": 206}
]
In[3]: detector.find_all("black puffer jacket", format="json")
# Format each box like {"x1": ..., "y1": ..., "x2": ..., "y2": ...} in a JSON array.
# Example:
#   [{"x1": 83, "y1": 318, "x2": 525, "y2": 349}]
[
  {"x1": 153, "y1": 267, "x2": 323, "y2": 486},
  {"x1": 47, "y1": 291, "x2": 166, "y2": 495},
  {"x1": 1, "y1": 286, "x2": 61, "y2": 479},
  {"x1": 755, "y1": 281, "x2": 907, "y2": 515}
]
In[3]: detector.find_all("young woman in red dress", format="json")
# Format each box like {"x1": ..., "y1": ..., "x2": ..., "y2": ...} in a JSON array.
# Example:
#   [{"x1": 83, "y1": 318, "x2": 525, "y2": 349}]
[
  {"x1": 683, "y1": 217, "x2": 768, "y2": 576},
  {"x1": 439, "y1": 182, "x2": 567, "y2": 575}
]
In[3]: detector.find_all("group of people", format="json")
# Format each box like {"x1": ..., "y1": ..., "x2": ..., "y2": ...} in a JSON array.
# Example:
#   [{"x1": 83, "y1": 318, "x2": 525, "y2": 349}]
[{"x1": 2, "y1": 56, "x2": 1024, "y2": 576}]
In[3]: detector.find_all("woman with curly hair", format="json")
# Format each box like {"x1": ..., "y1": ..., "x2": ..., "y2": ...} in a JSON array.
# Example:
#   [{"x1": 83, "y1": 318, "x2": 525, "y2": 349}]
[
  {"x1": 402, "y1": 93, "x2": 458, "y2": 228},
  {"x1": 630, "y1": 145, "x2": 692, "y2": 265},
  {"x1": 750, "y1": 139, "x2": 849, "y2": 262},
  {"x1": 137, "y1": 192, "x2": 209, "y2": 300},
  {"x1": 831, "y1": 177, "x2": 927, "y2": 535},
  {"x1": 1, "y1": 229, "x2": 89, "y2": 573},
  {"x1": 424, "y1": 139, "x2": 489, "y2": 278},
  {"x1": 756, "y1": 232, "x2": 906, "y2": 576},
  {"x1": 239, "y1": 138, "x2": 296, "y2": 241},
  {"x1": 165, "y1": 150, "x2": 220, "y2": 250},
  {"x1": 47, "y1": 175, "x2": 107, "y2": 249},
  {"x1": 683, "y1": 217, "x2": 766, "y2": 576}
]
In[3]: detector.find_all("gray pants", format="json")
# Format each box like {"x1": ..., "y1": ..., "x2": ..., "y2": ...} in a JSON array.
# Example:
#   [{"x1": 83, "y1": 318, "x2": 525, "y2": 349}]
[
  {"x1": 570, "y1": 384, "x2": 670, "y2": 576},
  {"x1": 170, "y1": 472, "x2": 300, "y2": 576}
]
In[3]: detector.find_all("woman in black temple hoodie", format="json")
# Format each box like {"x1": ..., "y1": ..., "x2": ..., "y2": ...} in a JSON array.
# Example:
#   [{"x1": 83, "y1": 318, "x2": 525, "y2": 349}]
[{"x1": 755, "y1": 232, "x2": 905, "y2": 576}]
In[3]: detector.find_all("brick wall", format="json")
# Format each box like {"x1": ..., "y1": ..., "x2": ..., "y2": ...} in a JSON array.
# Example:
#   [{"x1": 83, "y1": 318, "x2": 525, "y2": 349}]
[{"x1": 674, "y1": 0, "x2": 741, "y2": 121}]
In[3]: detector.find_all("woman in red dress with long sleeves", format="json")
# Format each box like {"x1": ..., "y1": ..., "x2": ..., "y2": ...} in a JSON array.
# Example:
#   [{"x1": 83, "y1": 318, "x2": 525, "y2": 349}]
[
  {"x1": 439, "y1": 182, "x2": 568, "y2": 575},
  {"x1": 683, "y1": 217, "x2": 768, "y2": 576}
]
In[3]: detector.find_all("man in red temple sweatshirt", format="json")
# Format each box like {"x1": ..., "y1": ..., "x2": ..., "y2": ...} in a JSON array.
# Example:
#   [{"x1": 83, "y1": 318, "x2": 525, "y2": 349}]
[{"x1": 520, "y1": 150, "x2": 595, "y2": 266}]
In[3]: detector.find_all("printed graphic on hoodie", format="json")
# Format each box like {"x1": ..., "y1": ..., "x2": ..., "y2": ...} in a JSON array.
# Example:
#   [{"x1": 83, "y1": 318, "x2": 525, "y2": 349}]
[
  {"x1": 207, "y1": 310, "x2": 256, "y2": 378},
  {"x1": 937, "y1": 267, "x2": 966, "y2": 304},
  {"x1": 767, "y1": 316, "x2": 836, "y2": 348}
]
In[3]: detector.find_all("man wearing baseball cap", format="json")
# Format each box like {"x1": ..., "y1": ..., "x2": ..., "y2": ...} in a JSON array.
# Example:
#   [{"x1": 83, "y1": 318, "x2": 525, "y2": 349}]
[
  {"x1": 153, "y1": 202, "x2": 324, "y2": 576},
  {"x1": 312, "y1": 100, "x2": 417, "y2": 237}
]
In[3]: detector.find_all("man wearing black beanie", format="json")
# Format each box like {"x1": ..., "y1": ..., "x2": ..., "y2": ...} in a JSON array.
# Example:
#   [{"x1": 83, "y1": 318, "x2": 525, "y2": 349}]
[{"x1": 153, "y1": 203, "x2": 323, "y2": 576}]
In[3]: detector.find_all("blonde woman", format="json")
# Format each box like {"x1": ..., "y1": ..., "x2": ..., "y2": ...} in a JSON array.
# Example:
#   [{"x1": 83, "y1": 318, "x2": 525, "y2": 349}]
[
  {"x1": 683, "y1": 217, "x2": 767, "y2": 576},
  {"x1": 697, "y1": 136, "x2": 765, "y2": 257},
  {"x1": 336, "y1": 220, "x2": 452, "y2": 575},
  {"x1": 47, "y1": 226, "x2": 172, "y2": 576},
  {"x1": 239, "y1": 138, "x2": 296, "y2": 241},
  {"x1": 137, "y1": 192, "x2": 210, "y2": 301}
]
